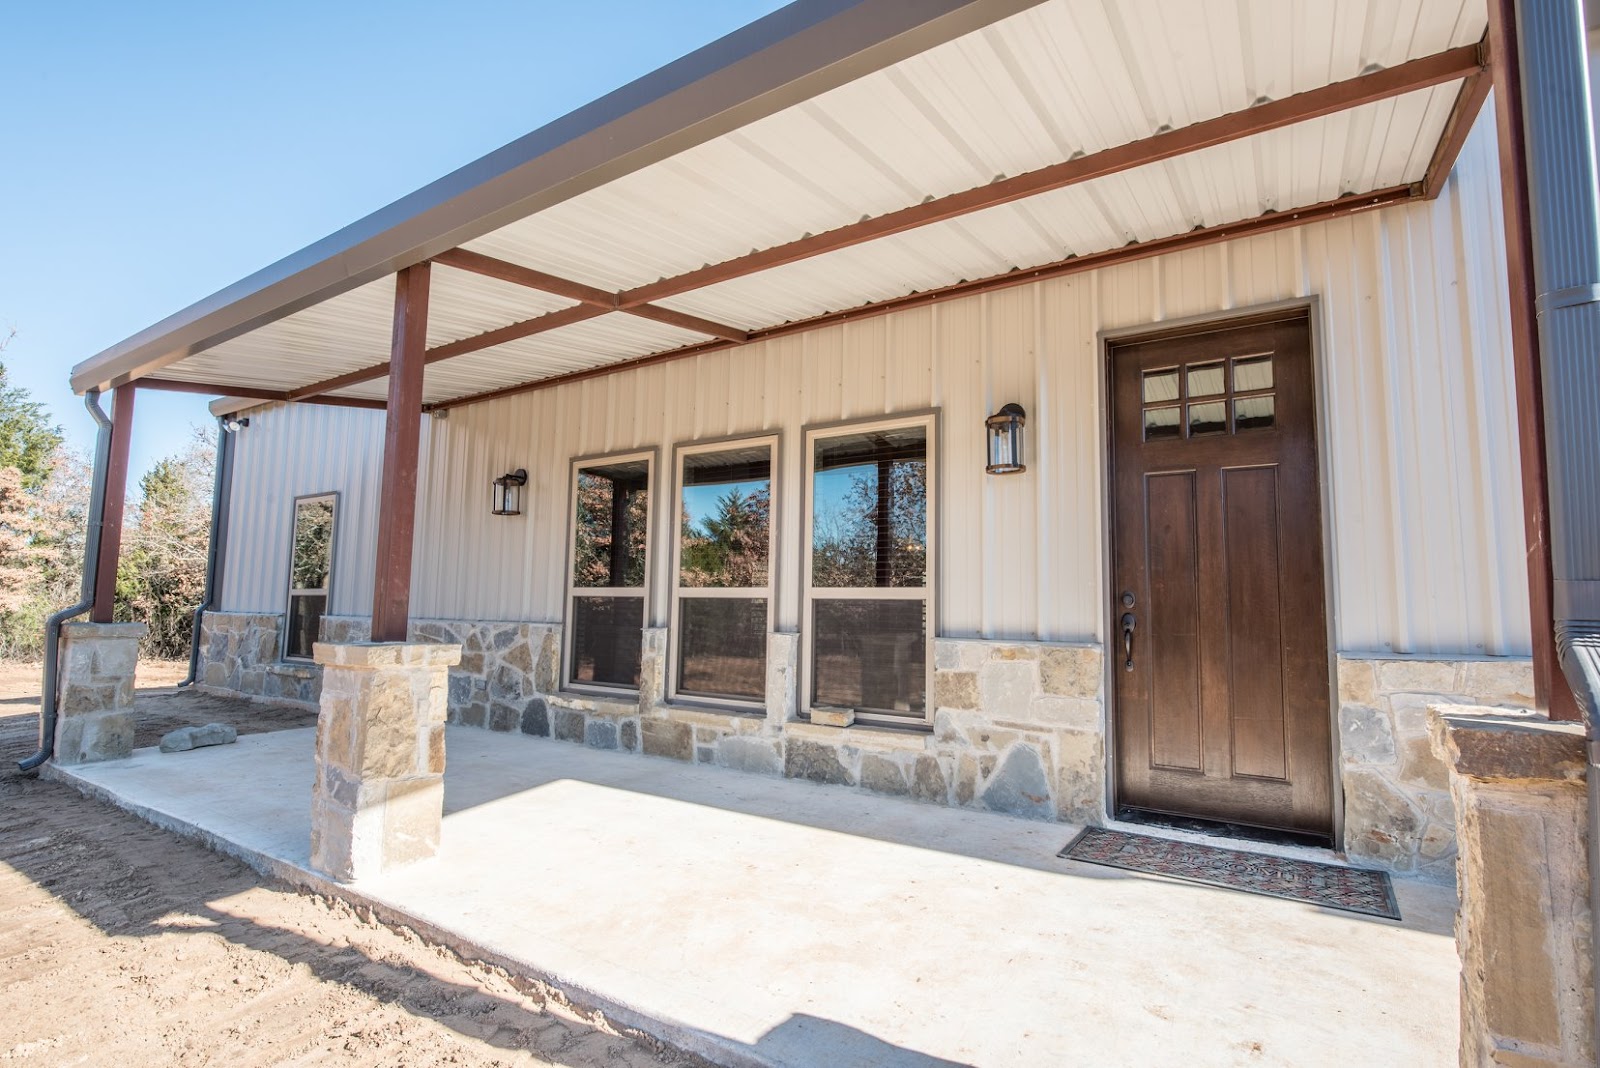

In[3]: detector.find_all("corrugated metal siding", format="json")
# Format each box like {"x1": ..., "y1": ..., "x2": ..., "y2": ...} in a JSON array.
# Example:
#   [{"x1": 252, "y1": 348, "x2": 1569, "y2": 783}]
[
  {"x1": 218, "y1": 402, "x2": 392, "y2": 617},
  {"x1": 407, "y1": 102, "x2": 1527, "y2": 657}
]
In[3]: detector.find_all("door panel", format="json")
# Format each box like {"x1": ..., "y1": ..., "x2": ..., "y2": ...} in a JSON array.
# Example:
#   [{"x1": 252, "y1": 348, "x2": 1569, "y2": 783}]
[
  {"x1": 1110, "y1": 313, "x2": 1332, "y2": 837},
  {"x1": 1145, "y1": 471, "x2": 1202, "y2": 773}
]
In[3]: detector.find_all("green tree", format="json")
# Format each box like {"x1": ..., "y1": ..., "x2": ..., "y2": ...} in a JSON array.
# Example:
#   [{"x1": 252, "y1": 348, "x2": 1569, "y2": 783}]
[
  {"x1": 0, "y1": 348, "x2": 64, "y2": 490},
  {"x1": 115, "y1": 427, "x2": 214, "y2": 658}
]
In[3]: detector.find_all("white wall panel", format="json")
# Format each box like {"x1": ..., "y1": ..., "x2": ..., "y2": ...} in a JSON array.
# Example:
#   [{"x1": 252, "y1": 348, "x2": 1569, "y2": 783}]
[
  {"x1": 219, "y1": 104, "x2": 1522, "y2": 658},
  {"x1": 218, "y1": 403, "x2": 390, "y2": 618}
]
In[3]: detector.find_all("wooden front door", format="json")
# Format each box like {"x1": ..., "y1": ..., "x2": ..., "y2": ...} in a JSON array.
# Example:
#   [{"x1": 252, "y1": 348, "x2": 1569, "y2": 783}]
[{"x1": 1109, "y1": 312, "x2": 1333, "y2": 838}]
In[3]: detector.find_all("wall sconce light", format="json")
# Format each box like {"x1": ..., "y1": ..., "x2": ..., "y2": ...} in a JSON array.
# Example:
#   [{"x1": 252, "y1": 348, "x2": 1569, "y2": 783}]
[
  {"x1": 985, "y1": 403, "x2": 1027, "y2": 474},
  {"x1": 492, "y1": 468, "x2": 528, "y2": 516}
]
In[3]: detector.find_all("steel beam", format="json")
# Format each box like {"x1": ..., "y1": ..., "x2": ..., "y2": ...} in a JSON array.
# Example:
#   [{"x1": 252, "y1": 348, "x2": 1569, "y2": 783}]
[
  {"x1": 89, "y1": 386, "x2": 136, "y2": 623},
  {"x1": 369, "y1": 264, "x2": 431, "y2": 642}
]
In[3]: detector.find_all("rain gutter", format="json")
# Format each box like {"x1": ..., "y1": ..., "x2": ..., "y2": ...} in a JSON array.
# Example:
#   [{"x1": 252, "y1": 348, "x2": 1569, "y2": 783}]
[{"x1": 180, "y1": 415, "x2": 235, "y2": 687}]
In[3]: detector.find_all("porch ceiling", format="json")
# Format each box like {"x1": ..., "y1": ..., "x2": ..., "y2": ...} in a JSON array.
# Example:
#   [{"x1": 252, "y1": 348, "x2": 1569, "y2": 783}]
[{"x1": 77, "y1": 0, "x2": 1489, "y2": 412}]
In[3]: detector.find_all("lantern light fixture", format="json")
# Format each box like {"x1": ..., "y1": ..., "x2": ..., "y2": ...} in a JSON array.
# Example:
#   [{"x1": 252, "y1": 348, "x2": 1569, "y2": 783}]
[
  {"x1": 985, "y1": 403, "x2": 1027, "y2": 474},
  {"x1": 492, "y1": 468, "x2": 528, "y2": 516}
]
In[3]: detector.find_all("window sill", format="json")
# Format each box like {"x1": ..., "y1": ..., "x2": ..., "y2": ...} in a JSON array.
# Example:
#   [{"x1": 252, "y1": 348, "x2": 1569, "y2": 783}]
[
  {"x1": 664, "y1": 702, "x2": 766, "y2": 729},
  {"x1": 550, "y1": 690, "x2": 639, "y2": 718},
  {"x1": 268, "y1": 662, "x2": 317, "y2": 679},
  {"x1": 787, "y1": 719, "x2": 932, "y2": 751}
]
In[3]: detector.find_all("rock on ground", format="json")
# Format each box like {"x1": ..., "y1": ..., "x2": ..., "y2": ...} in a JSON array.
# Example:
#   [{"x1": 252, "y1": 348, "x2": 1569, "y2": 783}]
[{"x1": 160, "y1": 722, "x2": 239, "y2": 752}]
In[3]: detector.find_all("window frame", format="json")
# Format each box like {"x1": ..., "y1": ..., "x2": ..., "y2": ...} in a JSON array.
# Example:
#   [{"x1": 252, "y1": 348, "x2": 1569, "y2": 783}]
[
  {"x1": 666, "y1": 433, "x2": 781, "y2": 713},
  {"x1": 801, "y1": 411, "x2": 938, "y2": 728},
  {"x1": 563, "y1": 448, "x2": 656, "y2": 695},
  {"x1": 282, "y1": 491, "x2": 339, "y2": 663}
]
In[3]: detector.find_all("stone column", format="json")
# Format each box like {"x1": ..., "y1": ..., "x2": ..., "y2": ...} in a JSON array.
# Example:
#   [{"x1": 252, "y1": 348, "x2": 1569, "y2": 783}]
[
  {"x1": 55, "y1": 621, "x2": 147, "y2": 765},
  {"x1": 766, "y1": 632, "x2": 799, "y2": 725},
  {"x1": 638, "y1": 627, "x2": 667, "y2": 716},
  {"x1": 311, "y1": 642, "x2": 461, "y2": 881},
  {"x1": 1429, "y1": 705, "x2": 1595, "y2": 1067}
]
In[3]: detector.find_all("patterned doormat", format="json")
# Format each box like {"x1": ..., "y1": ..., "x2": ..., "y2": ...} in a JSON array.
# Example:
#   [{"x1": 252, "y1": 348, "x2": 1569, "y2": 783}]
[{"x1": 1059, "y1": 827, "x2": 1401, "y2": 920}]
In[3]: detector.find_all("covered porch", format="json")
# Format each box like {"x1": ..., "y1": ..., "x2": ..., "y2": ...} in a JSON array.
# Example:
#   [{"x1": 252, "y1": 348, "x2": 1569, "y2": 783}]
[{"x1": 47, "y1": 712, "x2": 1459, "y2": 1067}]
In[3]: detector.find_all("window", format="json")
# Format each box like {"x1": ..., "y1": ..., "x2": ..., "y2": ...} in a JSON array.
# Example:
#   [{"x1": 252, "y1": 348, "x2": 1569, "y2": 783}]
[
  {"x1": 1141, "y1": 352, "x2": 1275, "y2": 440},
  {"x1": 284, "y1": 493, "x2": 336, "y2": 661},
  {"x1": 669, "y1": 438, "x2": 776, "y2": 707},
  {"x1": 566, "y1": 453, "x2": 653, "y2": 690},
  {"x1": 803, "y1": 414, "x2": 934, "y2": 724}
]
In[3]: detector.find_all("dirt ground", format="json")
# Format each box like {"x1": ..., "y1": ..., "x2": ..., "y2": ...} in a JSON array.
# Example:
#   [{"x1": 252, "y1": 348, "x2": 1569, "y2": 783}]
[{"x1": 0, "y1": 664, "x2": 701, "y2": 1068}]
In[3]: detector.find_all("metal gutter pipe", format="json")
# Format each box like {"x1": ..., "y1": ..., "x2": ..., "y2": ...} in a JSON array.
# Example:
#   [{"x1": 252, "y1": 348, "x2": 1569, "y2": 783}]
[
  {"x1": 1510, "y1": 0, "x2": 1600, "y2": 1054},
  {"x1": 18, "y1": 391, "x2": 114, "y2": 772},
  {"x1": 180, "y1": 415, "x2": 234, "y2": 687}
]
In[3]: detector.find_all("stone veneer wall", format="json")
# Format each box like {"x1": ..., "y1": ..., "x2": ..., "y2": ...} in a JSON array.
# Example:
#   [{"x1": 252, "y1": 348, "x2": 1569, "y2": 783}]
[
  {"x1": 200, "y1": 611, "x2": 1105, "y2": 823},
  {"x1": 1337, "y1": 655, "x2": 1535, "y2": 880},
  {"x1": 201, "y1": 611, "x2": 1539, "y2": 857}
]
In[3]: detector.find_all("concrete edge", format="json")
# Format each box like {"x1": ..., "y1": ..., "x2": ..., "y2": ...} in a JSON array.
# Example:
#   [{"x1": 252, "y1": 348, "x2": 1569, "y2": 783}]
[{"x1": 39, "y1": 760, "x2": 775, "y2": 1068}]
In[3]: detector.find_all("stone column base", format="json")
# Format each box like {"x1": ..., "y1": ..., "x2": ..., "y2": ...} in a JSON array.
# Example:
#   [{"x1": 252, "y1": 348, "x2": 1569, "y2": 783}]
[
  {"x1": 55, "y1": 621, "x2": 147, "y2": 765},
  {"x1": 1429, "y1": 705, "x2": 1595, "y2": 1067},
  {"x1": 311, "y1": 641, "x2": 461, "y2": 881}
]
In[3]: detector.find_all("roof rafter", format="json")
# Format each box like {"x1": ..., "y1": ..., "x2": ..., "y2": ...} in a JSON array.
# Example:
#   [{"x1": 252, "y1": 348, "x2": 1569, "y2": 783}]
[
  {"x1": 430, "y1": 183, "x2": 1419, "y2": 413},
  {"x1": 138, "y1": 377, "x2": 387, "y2": 410},
  {"x1": 616, "y1": 43, "x2": 1483, "y2": 308}
]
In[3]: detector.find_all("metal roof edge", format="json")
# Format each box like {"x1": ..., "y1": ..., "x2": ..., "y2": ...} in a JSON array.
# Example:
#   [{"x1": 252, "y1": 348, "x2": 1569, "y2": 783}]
[{"x1": 70, "y1": 0, "x2": 1046, "y2": 395}]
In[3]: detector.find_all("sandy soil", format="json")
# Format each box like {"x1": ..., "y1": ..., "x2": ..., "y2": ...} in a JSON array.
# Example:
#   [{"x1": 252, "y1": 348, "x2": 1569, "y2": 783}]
[{"x1": 0, "y1": 667, "x2": 701, "y2": 1067}]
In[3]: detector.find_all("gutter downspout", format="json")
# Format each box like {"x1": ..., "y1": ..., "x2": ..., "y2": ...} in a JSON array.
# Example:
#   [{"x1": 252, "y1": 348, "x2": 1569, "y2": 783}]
[
  {"x1": 1511, "y1": 0, "x2": 1600, "y2": 1055},
  {"x1": 18, "y1": 392, "x2": 114, "y2": 772},
  {"x1": 180, "y1": 415, "x2": 234, "y2": 687}
]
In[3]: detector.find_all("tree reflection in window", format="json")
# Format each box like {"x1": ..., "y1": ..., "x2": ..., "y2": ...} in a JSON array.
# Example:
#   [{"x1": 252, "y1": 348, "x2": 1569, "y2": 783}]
[
  {"x1": 573, "y1": 460, "x2": 649, "y2": 588},
  {"x1": 812, "y1": 427, "x2": 927, "y2": 588},
  {"x1": 679, "y1": 448, "x2": 770, "y2": 588}
]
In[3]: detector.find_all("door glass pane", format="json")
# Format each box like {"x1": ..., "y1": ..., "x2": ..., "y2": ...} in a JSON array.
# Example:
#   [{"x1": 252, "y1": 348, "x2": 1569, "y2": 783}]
[
  {"x1": 291, "y1": 498, "x2": 334, "y2": 590},
  {"x1": 678, "y1": 598, "x2": 767, "y2": 700},
  {"x1": 285, "y1": 594, "x2": 325, "y2": 660},
  {"x1": 1143, "y1": 406, "x2": 1180, "y2": 441},
  {"x1": 1187, "y1": 362, "x2": 1225, "y2": 397},
  {"x1": 1188, "y1": 401, "x2": 1227, "y2": 436},
  {"x1": 574, "y1": 459, "x2": 649, "y2": 588},
  {"x1": 570, "y1": 596, "x2": 644, "y2": 687},
  {"x1": 812, "y1": 599, "x2": 925, "y2": 716},
  {"x1": 1235, "y1": 395, "x2": 1276, "y2": 431},
  {"x1": 1142, "y1": 369, "x2": 1179, "y2": 403},
  {"x1": 1233, "y1": 355, "x2": 1274, "y2": 392},
  {"x1": 812, "y1": 426, "x2": 927, "y2": 588},
  {"x1": 680, "y1": 446, "x2": 771, "y2": 588}
]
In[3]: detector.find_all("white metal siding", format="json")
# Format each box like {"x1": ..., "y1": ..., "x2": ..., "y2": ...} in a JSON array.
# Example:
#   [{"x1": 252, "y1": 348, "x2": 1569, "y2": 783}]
[
  {"x1": 218, "y1": 402, "x2": 391, "y2": 618},
  {"x1": 405, "y1": 102, "x2": 1527, "y2": 657}
]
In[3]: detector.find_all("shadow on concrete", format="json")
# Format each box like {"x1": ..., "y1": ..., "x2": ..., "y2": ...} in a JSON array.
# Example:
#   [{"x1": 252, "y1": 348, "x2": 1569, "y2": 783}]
[
  {"x1": 435, "y1": 729, "x2": 1455, "y2": 937},
  {"x1": 753, "y1": 1014, "x2": 974, "y2": 1067}
]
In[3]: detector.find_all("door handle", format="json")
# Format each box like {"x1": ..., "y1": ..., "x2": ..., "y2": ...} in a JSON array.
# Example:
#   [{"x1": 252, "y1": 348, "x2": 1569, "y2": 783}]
[{"x1": 1121, "y1": 612, "x2": 1136, "y2": 672}]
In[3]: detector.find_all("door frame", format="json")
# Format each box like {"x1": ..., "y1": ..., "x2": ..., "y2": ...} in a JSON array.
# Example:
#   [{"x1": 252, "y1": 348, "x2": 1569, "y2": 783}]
[{"x1": 1095, "y1": 297, "x2": 1345, "y2": 847}]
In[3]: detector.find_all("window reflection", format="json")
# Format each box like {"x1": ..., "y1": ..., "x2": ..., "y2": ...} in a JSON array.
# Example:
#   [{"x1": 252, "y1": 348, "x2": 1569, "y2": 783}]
[
  {"x1": 573, "y1": 460, "x2": 650, "y2": 588},
  {"x1": 812, "y1": 427, "x2": 927, "y2": 588},
  {"x1": 680, "y1": 447, "x2": 770, "y2": 588}
]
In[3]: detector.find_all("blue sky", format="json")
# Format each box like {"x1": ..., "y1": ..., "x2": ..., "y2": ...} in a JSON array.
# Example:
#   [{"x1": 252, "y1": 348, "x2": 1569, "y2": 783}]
[{"x1": 2, "y1": 0, "x2": 786, "y2": 481}]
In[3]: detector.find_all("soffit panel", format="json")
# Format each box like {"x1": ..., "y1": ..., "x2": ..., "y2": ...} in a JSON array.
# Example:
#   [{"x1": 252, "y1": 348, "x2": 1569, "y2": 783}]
[
  {"x1": 652, "y1": 82, "x2": 1462, "y2": 332},
  {"x1": 460, "y1": 0, "x2": 1484, "y2": 295}
]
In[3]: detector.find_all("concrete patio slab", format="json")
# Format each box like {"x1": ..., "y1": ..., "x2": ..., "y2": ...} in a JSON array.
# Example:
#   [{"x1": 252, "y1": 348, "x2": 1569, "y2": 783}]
[{"x1": 48, "y1": 725, "x2": 1459, "y2": 1067}]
